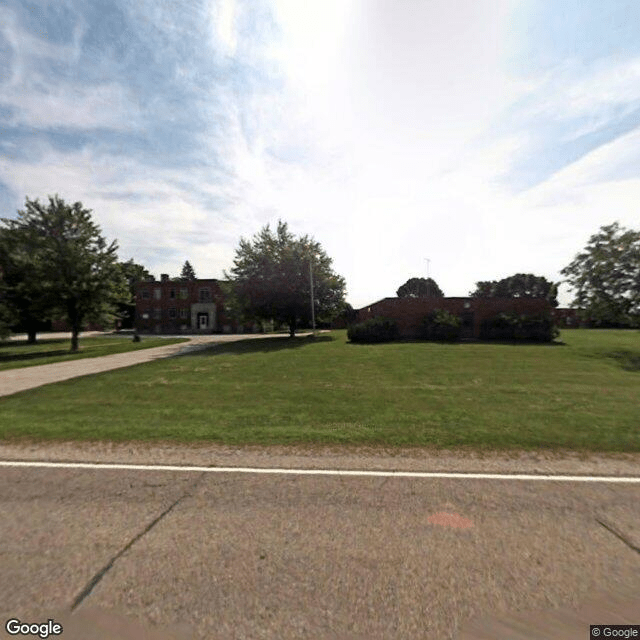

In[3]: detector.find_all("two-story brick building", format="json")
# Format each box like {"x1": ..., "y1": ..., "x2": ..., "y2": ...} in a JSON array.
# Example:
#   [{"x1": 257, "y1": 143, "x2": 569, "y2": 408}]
[{"x1": 135, "y1": 275, "x2": 254, "y2": 334}]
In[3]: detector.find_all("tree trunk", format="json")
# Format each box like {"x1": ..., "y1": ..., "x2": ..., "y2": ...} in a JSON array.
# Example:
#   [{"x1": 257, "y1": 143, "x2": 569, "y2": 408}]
[
  {"x1": 69, "y1": 305, "x2": 82, "y2": 352},
  {"x1": 288, "y1": 316, "x2": 296, "y2": 338},
  {"x1": 27, "y1": 328, "x2": 37, "y2": 344}
]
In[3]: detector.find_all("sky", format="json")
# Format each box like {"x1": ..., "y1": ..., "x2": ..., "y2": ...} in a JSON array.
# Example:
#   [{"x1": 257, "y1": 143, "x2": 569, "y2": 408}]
[{"x1": 1, "y1": 0, "x2": 640, "y2": 308}]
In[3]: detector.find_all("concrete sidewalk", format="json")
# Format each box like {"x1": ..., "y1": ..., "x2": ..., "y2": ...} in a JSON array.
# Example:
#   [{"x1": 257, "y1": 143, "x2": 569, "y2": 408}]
[{"x1": 0, "y1": 333, "x2": 296, "y2": 398}]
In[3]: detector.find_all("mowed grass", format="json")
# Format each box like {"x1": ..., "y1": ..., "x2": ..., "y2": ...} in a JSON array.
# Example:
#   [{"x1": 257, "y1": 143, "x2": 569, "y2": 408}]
[
  {"x1": 0, "y1": 329, "x2": 639, "y2": 451},
  {"x1": 0, "y1": 335, "x2": 189, "y2": 371}
]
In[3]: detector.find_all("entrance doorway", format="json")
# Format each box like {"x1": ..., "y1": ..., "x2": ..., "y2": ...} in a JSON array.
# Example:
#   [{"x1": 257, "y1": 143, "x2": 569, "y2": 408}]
[
  {"x1": 460, "y1": 312, "x2": 474, "y2": 339},
  {"x1": 198, "y1": 313, "x2": 209, "y2": 330}
]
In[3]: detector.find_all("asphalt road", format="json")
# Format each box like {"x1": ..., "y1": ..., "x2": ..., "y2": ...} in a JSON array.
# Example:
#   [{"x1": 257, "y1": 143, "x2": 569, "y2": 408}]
[{"x1": 1, "y1": 464, "x2": 639, "y2": 639}]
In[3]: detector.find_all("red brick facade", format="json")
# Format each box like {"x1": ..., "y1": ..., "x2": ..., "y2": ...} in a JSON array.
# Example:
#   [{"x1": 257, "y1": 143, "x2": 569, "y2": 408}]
[
  {"x1": 355, "y1": 297, "x2": 553, "y2": 339},
  {"x1": 135, "y1": 276, "x2": 254, "y2": 334}
]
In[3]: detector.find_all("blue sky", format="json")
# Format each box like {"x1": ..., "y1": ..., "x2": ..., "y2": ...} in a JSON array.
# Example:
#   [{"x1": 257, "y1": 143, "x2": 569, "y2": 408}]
[{"x1": 1, "y1": 0, "x2": 639, "y2": 307}]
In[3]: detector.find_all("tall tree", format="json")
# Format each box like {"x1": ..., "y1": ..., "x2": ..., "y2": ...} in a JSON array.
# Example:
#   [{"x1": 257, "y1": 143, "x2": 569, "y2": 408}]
[
  {"x1": 226, "y1": 221, "x2": 346, "y2": 337},
  {"x1": 0, "y1": 222, "x2": 57, "y2": 343},
  {"x1": 1, "y1": 196, "x2": 128, "y2": 351},
  {"x1": 180, "y1": 260, "x2": 197, "y2": 280},
  {"x1": 561, "y1": 222, "x2": 640, "y2": 326},
  {"x1": 469, "y1": 273, "x2": 559, "y2": 307},
  {"x1": 396, "y1": 277, "x2": 444, "y2": 298}
]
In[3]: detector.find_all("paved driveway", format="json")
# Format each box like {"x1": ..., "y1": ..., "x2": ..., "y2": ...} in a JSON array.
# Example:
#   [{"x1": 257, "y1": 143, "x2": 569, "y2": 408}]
[{"x1": 0, "y1": 332, "x2": 305, "y2": 397}]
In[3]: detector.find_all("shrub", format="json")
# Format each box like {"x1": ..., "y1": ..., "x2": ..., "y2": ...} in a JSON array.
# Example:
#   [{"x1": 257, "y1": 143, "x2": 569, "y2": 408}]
[
  {"x1": 480, "y1": 312, "x2": 559, "y2": 342},
  {"x1": 420, "y1": 309, "x2": 462, "y2": 342},
  {"x1": 347, "y1": 317, "x2": 399, "y2": 343}
]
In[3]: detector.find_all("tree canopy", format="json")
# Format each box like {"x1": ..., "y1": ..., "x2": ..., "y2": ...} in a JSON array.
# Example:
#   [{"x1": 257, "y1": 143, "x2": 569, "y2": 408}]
[
  {"x1": 0, "y1": 195, "x2": 128, "y2": 351},
  {"x1": 561, "y1": 222, "x2": 640, "y2": 326},
  {"x1": 180, "y1": 260, "x2": 197, "y2": 280},
  {"x1": 0, "y1": 222, "x2": 57, "y2": 342},
  {"x1": 225, "y1": 221, "x2": 346, "y2": 336},
  {"x1": 396, "y1": 277, "x2": 444, "y2": 298},
  {"x1": 469, "y1": 273, "x2": 559, "y2": 307}
]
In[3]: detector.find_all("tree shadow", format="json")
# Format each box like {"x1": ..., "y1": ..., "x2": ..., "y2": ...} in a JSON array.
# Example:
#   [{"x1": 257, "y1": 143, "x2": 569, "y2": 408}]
[
  {"x1": 184, "y1": 334, "x2": 335, "y2": 357},
  {"x1": 606, "y1": 350, "x2": 640, "y2": 372},
  {"x1": 0, "y1": 349, "x2": 71, "y2": 363},
  {"x1": 0, "y1": 338, "x2": 69, "y2": 349},
  {"x1": 347, "y1": 338, "x2": 566, "y2": 347}
]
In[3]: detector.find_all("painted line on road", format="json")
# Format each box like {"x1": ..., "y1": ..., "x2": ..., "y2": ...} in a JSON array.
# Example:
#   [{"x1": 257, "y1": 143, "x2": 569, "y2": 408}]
[{"x1": 1, "y1": 460, "x2": 639, "y2": 483}]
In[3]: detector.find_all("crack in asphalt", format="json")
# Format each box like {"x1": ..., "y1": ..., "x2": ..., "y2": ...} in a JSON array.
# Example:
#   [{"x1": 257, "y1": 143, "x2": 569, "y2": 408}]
[
  {"x1": 70, "y1": 472, "x2": 206, "y2": 612},
  {"x1": 596, "y1": 518, "x2": 640, "y2": 556}
]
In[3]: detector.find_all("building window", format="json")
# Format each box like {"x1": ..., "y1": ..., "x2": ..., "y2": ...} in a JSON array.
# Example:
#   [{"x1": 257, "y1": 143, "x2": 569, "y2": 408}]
[
  {"x1": 141, "y1": 289, "x2": 150, "y2": 299},
  {"x1": 169, "y1": 308, "x2": 177, "y2": 319},
  {"x1": 180, "y1": 288, "x2": 188, "y2": 300},
  {"x1": 154, "y1": 288, "x2": 161, "y2": 300},
  {"x1": 153, "y1": 308, "x2": 161, "y2": 319},
  {"x1": 180, "y1": 308, "x2": 188, "y2": 319},
  {"x1": 199, "y1": 287, "x2": 211, "y2": 302},
  {"x1": 169, "y1": 289, "x2": 176, "y2": 299}
]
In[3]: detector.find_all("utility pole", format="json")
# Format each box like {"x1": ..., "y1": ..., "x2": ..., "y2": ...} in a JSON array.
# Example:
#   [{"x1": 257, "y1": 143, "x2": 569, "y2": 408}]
[{"x1": 309, "y1": 254, "x2": 316, "y2": 335}]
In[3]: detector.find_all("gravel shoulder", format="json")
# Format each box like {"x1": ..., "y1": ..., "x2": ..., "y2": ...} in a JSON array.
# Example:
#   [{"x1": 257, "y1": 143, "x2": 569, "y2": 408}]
[{"x1": 1, "y1": 440, "x2": 639, "y2": 476}]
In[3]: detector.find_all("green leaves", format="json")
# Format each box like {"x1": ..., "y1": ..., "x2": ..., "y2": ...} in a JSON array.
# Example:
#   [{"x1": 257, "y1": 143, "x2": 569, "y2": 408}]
[
  {"x1": 396, "y1": 277, "x2": 444, "y2": 298},
  {"x1": 470, "y1": 273, "x2": 559, "y2": 307},
  {"x1": 225, "y1": 220, "x2": 346, "y2": 335},
  {"x1": 0, "y1": 195, "x2": 128, "y2": 349},
  {"x1": 561, "y1": 222, "x2": 640, "y2": 327}
]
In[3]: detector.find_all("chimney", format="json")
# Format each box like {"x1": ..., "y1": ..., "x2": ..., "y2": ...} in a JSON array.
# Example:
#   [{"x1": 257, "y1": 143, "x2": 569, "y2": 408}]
[{"x1": 160, "y1": 273, "x2": 169, "y2": 282}]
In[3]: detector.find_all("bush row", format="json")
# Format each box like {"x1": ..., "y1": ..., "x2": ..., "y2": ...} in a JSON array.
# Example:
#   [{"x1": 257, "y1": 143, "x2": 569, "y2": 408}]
[{"x1": 347, "y1": 311, "x2": 558, "y2": 343}]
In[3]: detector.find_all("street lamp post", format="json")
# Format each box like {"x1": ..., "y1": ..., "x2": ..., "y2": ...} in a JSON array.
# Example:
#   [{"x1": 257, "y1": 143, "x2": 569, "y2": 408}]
[{"x1": 309, "y1": 255, "x2": 316, "y2": 335}]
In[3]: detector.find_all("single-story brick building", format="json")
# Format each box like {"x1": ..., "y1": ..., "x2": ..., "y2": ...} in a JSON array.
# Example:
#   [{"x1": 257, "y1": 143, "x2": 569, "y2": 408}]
[
  {"x1": 135, "y1": 275, "x2": 258, "y2": 334},
  {"x1": 355, "y1": 297, "x2": 553, "y2": 339}
]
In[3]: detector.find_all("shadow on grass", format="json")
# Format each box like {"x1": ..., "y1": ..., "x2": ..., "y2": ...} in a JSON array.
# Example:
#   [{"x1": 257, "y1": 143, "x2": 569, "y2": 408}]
[
  {"x1": 0, "y1": 338, "x2": 69, "y2": 349},
  {"x1": 186, "y1": 333, "x2": 335, "y2": 357},
  {"x1": 0, "y1": 349, "x2": 73, "y2": 364},
  {"x1": 347, "y1": 338, "x2": 566, "y2": 347},
  {"x1": 607, "y1": 350, "x2": 640, "y2": 372}
]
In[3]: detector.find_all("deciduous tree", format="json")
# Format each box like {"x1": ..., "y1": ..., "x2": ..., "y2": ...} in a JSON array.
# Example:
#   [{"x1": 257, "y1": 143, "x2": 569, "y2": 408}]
[
  {"x1": 0, "y1": 221, "x2": 57, "y2": 343},
  {"x1": 561, "y1": 222, "x2": 640, "y2": 326},
  {"x1": 396, "y1": 277, "x2": 444, "y2": 298},
  {"x1": 226, "y1": 221, "x2": 346, "y2": 337},
  {"x1": 1, "y1": 196, "x2": 128, "y2": 351},
  {"x1": 470, "y1": 273, "x2": 559, "y2": 307}
]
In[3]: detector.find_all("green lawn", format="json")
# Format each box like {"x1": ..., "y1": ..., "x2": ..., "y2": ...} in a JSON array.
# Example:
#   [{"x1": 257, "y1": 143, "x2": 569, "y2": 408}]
[
  {"x1": 0, "y1": 329, "x2": 639, "y2": 451},
  {"x1": 0, "y1": 335, "x2": 189, "y2": 371}
]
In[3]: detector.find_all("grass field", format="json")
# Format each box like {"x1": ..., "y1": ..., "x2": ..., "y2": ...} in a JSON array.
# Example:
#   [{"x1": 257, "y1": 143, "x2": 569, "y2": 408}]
[
  {"x1": 0, "y1": 335, "x2": 189, "y2": 371},
  {"x1": 0, "y1": 329, "x2": 638, "y2": 451}
]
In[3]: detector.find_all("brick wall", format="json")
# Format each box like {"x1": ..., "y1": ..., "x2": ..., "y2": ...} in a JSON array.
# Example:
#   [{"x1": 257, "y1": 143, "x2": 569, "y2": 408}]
[
  {"x1": 355, "y1": 297, "x2": 552, "y2": 338},
  {"x1": 135, "y1": 278, "x2": 236, "y2": 334}
]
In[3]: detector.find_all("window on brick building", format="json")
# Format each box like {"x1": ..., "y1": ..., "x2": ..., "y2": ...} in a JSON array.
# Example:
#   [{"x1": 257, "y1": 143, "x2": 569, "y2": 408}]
[
  {"x1": 169, "y1": 289, "x2": 176, "y2": 299},
  {"x1": 169, "y1": 308, "x2": 177, "y2": 319},
  {"x1": 180, "y1": 308, "x2": 188, "y2": 319},
  {"x1": 180, "y1": 288, "x2": 188, "y2": 299},
  {"x1": 153, "y1": 308, "x2": 161, "y2": 319},
  {"x1": 154, "y1": 288, "x2": 161, "y2": 300},
  {"x1": 141, "y1": 289, "x2": 150, "y2": 299},
  {"x1": 199, "y1": 287, "x2": 211, "y2": 302}
]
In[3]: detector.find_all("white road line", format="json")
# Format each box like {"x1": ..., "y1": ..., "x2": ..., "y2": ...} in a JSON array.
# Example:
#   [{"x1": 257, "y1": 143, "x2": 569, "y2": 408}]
[{"x1": 0, "y1": 460, "x2": 639, "y2": 482}]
